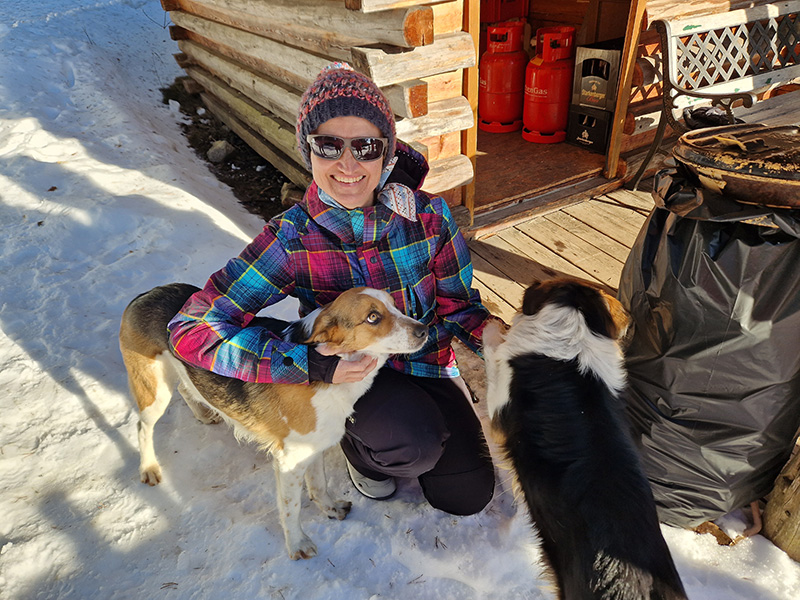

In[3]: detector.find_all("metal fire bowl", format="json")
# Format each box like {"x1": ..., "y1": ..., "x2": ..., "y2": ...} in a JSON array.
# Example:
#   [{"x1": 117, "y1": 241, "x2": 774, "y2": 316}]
[{"x1": 672, "y1": 123, "x2": 800, "y2": 208}]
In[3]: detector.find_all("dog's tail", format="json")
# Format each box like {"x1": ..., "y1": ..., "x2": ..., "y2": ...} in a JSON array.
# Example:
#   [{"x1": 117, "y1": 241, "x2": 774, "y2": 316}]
[
  {"x1": 589, "y1": 550, "x2": 687, "y2": 600},
  {"x1": 121, "y1": 283, "x2": 200, "y2": 349},
  {"x1": 119, "y1": 283, "x2": 199, "y2": 411}
]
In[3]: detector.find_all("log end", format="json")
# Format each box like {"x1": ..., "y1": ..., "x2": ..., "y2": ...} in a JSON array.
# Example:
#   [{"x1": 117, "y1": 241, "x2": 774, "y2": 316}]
[
  {"x1": 169, "y1": 25, "x2": 190, "y2": 42},
  {"x1": 173, "y1": 52, "x2": 191, "y2": 69},
  {"x1": 408, "y1": 81, "x2": 428, "y2": 118},
  {"x1": 405, "y1": 7, "x2": 434, "y2": 48},
  {"x1": 181, "y1": 76, "x2": 205, "y2": 95},
  {"x1": 160, "y1": 0, "x2": 180, "y2": 11}
]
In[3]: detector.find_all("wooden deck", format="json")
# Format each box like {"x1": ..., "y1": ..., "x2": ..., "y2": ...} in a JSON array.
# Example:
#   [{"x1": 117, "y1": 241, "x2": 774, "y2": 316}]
[{"x1": 466, "y1": 187, "x2": 656, "y2": 322}]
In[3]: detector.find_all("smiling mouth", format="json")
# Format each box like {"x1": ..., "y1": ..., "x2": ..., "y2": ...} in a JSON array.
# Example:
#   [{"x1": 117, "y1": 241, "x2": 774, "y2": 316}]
[{"x1": 333, "y1": 174, "x2": 365, "y2": 184}]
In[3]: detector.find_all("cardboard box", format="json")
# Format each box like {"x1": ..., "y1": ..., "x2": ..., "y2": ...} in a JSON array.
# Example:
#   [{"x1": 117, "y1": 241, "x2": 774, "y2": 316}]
[
  {"x1": 572, "y1": 38, "x2": 623, "y2": 111},
  {"x1": 566, "y1": 105, "x2": 612, "y2": 153}
]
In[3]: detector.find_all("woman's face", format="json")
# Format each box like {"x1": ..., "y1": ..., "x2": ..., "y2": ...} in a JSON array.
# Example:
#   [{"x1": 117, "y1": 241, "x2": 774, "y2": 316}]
[{"x1": 310, "y1": 116, "x2": 384, "y2": 209}]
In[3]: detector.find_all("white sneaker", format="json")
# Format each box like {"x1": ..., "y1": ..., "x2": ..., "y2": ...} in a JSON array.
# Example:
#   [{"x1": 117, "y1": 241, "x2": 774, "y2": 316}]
[{"x1": 345, "y1": 459, "x2": 396, "y2": 500}]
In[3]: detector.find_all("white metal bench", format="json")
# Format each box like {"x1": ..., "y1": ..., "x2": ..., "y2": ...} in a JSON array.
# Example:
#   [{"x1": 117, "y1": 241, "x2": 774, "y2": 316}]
[{"x1": 628, "y1": 1, "x2": 800, "y2": 190}]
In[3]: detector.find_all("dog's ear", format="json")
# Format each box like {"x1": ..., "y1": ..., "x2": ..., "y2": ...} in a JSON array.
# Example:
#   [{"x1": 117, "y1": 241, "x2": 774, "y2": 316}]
[
  {"x1": 521, "y1": 280, "x2": 548, "y2": 316},
  {"x1": 599, "y1": 292, "x2": 631, "y2": 341},
  {"x1": 306, "y1": 313, "x2": 346, "y2": 353},
  {"x1": 573, "y1": 285, "x2": 624, "y2": 340}
]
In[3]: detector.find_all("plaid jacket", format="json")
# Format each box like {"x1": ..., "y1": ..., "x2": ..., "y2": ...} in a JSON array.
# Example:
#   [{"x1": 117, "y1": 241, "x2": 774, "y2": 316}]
[{"x1": 168, "y1": 145, "x2": 493, "y2": 384}]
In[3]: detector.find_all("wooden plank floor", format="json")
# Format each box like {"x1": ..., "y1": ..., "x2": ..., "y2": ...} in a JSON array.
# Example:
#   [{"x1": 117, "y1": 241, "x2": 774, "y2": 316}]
[
  {"x1": 468, "y1": 188, "x2": 656, "y2": 322},
  {"x1": 474, "y1": 129, "x2": 607, "y2": 211}
]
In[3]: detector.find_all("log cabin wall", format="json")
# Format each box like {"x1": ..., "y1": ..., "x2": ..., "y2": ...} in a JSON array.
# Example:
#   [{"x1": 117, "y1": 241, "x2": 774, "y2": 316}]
[{"x1": 161, "y1": 0, "x2": 477, "y2": 204}]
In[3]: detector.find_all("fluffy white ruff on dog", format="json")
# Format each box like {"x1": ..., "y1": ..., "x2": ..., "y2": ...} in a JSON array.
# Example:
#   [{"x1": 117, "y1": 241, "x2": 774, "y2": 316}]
[{"x1": 486, "y1": 303, "x2": 627, "y2": 419}]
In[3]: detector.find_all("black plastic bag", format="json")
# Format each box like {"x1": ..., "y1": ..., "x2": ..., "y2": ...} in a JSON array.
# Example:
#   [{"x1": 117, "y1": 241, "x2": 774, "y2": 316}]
[
  {"x1": 682, "y1": 106, "x2": 744, "y2": 130},
  {"x1": 618, "y1": 165, "x2": 800, "y2": 527}
]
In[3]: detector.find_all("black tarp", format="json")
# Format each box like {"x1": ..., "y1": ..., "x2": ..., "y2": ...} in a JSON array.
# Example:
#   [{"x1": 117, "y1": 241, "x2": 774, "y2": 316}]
[{"x1": 618, "y1": 165, "x2": 800, "y2": 527}]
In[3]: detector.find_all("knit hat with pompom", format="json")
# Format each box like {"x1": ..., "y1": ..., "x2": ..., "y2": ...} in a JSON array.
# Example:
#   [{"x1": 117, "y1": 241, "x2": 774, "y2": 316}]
[{"x1": 296, "y1": 62, "x2": 396, "y2": 170}]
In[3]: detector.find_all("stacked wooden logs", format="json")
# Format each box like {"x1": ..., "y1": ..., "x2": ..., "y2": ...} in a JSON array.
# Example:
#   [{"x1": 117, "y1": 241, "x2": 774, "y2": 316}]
[{"x1": 161, "y1": 0, "x2": 476, "y2": 196}]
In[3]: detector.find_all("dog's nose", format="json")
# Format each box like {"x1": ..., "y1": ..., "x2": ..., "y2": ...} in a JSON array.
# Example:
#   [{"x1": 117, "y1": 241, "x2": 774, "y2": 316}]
[{"x1": 414, "y1": 324, "x2": 428, "y2": 339}]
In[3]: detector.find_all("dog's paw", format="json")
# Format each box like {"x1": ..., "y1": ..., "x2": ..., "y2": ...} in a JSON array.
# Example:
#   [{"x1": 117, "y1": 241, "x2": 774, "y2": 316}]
[
  {"x1": 287, "y1": 535, "x2": 318, "y2": 560},
  {"x1": 482, "y1": 319, "x2": 507, "y2": 352},
  {"x1": 196, "y1": 410, "x2": 222, "y2": 425},
  {"x1": 140, "y1": 464, "x2": 162, "y2": 486},
  {"x1": 324, "y1": 500, "x2": 352, "y2": 521},
  {"x1": 191, "y1": 402, "x2": 223, "y2": 424}
]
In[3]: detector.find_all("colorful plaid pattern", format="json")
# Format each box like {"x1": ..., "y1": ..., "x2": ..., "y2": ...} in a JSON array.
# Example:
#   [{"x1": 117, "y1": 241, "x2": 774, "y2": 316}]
[
  {"x1": 296, "y1": 62, "x2": 396, "y2": 170},
  {"x1": 168, "y1": 145, "x2": 493, "y2": 384}
]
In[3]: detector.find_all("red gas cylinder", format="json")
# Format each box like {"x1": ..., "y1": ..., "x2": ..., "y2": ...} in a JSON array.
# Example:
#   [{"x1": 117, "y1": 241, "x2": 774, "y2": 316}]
[
  {"x1": 478, "y1": 22, "x2": 528, "y2": 133},
  {"x1": 522, "y1": 27, "x2": 575, "y2": 143}
]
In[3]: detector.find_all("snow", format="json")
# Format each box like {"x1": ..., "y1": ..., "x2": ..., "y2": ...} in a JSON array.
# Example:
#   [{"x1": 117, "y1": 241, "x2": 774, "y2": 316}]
[{"x1": 1, "y1": 1, "x2": 799, "y2": 598}]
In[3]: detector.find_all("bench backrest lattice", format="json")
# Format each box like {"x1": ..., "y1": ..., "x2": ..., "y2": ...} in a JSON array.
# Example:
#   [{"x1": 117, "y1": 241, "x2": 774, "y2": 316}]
[
  {"x1": 658, "y1": 0, "x2": 800, "y2": 134},
  {"x1": 627, "y1": 1, "x2": 800, "y2": 191}
]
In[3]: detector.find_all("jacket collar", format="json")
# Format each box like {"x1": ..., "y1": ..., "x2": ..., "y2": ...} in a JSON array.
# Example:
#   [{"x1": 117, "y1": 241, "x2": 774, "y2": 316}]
[{"x1": 302, "y1": 143, "x2": 429, "y2": 243}]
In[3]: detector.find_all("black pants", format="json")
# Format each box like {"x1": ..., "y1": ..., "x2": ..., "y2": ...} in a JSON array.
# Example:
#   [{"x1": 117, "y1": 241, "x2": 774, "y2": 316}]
[{"x1": 340, "y1": 367, "x2": 495, "y2": 515}]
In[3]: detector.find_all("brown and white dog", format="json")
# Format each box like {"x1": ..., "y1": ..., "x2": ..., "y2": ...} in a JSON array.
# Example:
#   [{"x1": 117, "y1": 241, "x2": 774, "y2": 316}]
[
  {"x1": 483, "y1": 277, "x2": 687, "y2": 600},
  {"x1": 119, "y1": 283, "x2": 428, "y2": 560}
]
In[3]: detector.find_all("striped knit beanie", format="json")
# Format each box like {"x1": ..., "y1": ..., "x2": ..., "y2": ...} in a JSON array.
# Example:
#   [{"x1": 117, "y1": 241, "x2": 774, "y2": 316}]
[{"x1": 296, "y1": 62, "x2": 396, "y2": 170}]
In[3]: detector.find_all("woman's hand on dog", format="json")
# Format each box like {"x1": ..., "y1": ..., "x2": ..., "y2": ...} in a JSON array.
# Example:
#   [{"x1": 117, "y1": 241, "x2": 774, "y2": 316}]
[{"x1": 316, "y1": 346, "x2": 379, "y2": 383}]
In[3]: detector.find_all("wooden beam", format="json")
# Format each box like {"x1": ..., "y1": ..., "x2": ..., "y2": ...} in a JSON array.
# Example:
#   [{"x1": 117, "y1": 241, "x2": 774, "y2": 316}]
[
  {"x1": 350, "y1": 31, "x2": 475, "y2": 87},
  {"x1": 417, "y1": 131, "x2": 461, "y2": 161},
  {"x1": 422, "y1": 153, "x2": 474, "y2": 194},
  {"x1": 178, "y1": 38, "x2": 429, "y2": 124},
  {"x1": 184, "y1": 40, "x2": 468, "y2": 143},
  {"x1": 173, "y1": 14, "x2": 428, "y2": 118},
  {"x1": 171, "y1": 11, "x2": 329, "y2": 91},
  {"x1": 201, "y1": 91, "x2": 311, "y2": 189},
  {"x1": 408, "y1": 140, "x2": 429, "y2": 159},
  {"x1": 605, "y1": 0, "x2": 647, "y2": 179},
  {"x1": 163, "y1": 0, "x2": 432, "y2": 58},
  {"x1": 178, "y1": 39, "x2": 300, "y2": 124},
  {"x1": 432, "y1": 0, "x2": 463, "y2": 37},
  {"x1": 382, "y1": 79, "x2": 429, "y2": 118},
  {"x1": 642, "y1": 0, "x2": 796, "y2": 22},
  {"x1": 185, "y1": 65, "x2": 299, "y2": 161},
  {"x1": 345, "y1": 0, "x2": 438, "y2": 14},
  {"x1": 395, "y1": 96, "x2": 474, "y2": 141},
  {"x1": 424, "y1": 70, "x2": 462, "y2": 102}
]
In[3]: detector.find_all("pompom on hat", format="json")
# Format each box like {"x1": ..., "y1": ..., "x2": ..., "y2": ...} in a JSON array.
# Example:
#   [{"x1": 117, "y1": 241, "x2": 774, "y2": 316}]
[{"x1": 296, "y1": 62, "x2": 396, "y2": 170}]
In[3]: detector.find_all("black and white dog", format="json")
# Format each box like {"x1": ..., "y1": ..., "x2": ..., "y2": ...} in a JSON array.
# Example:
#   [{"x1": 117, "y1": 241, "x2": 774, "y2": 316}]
[{"x1": 483, "y1": 278, "x2": 687, "y2": 600}]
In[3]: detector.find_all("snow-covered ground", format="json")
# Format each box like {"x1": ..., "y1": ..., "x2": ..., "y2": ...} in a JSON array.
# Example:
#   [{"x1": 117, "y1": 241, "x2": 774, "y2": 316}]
[{"x1": 1, "y1": 1, "x2": 799, "y2": 598}]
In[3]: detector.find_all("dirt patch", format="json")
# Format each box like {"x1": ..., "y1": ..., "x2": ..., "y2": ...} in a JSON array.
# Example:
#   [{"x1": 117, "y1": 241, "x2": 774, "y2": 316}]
[{"x1": 161, "y1": 79, "x2": 289, "y2": 222}]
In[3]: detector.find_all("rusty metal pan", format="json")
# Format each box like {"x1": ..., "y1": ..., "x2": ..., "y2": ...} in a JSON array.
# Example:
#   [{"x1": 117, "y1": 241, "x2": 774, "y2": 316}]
[{"x1": 672, "y1": 123, "x2": 800, "y2": 208}]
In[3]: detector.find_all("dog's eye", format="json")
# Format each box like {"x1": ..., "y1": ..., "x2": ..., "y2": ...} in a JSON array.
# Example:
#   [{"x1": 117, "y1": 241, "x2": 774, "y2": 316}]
[{"x1": 366, "y1": 311, "x2": 382, "y2": 325}]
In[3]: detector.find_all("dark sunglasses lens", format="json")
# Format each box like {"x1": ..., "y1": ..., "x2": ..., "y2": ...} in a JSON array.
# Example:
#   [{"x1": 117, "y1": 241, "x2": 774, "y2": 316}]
[
  {"x1": 310, "y1": 136, "x2": 344, "y2": 159},
  {"x1": 351, "y1": 138, "x2": 385, "y2": 161}
]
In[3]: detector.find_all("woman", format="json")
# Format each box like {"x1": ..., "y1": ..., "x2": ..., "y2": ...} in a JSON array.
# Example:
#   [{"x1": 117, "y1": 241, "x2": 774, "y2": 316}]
[{"x1": 168, "y1": 62, "x2": 500, "y2": 515}]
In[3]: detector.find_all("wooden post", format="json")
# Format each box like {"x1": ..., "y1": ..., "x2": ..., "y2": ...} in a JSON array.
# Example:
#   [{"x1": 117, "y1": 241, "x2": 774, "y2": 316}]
[
  {"x1": 604, "y1": 0, "x2": 647, "y2": 179},
  {"x1": 461, "y1": 0, "x2": 479, "y2": 223},
  {"x1": 763, "y1": 448, "x2": 800, "y2": 562}
]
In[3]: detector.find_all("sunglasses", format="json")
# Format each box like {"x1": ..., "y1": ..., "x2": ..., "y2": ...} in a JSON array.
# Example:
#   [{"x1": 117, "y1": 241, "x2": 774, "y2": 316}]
[{"x1": 306, "y1": 134, "x2": 388, "y2": 162}]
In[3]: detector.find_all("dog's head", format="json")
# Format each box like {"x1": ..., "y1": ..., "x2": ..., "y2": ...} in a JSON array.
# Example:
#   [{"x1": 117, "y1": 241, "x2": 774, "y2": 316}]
[
  {"x1": 304, "y1": 288, "x2": 428, "y2": 358},
  {"x1": 521, "y1": 278, "x2": 630, "y2": 342}
]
